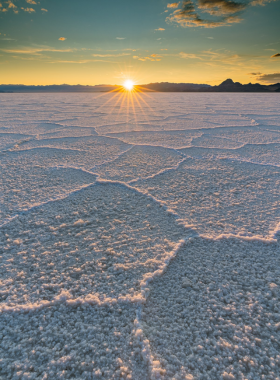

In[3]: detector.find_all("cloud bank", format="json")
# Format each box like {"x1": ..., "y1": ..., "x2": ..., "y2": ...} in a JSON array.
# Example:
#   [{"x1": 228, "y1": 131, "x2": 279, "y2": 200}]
[
  {"x1": 250, "y1": 72, "x2": 280, "y2": 83},
  {"x1": 0, "y1": 1, "x2": 18, "y2": 13},
  {"x1": 166, "y1": 0, "x2": 277, "y2": 28}
]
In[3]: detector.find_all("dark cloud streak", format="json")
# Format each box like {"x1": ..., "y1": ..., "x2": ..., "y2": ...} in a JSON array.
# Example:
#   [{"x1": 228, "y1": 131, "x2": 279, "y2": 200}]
[
  {"x1": 250, "y1": 72, "x2": 280, "y2": 83},
  {"x1": 198, "y1": 0, "x2": 246, "y2": 15}
]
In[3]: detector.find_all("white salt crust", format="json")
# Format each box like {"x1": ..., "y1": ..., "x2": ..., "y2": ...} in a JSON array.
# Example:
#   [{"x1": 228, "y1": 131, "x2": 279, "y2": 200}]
[
  {"x1": 141, "y1": 237, "x2": 280, "y2": 380},
  {"x1": 0, "y1": 92, "x2": 280, "y2": 379}
]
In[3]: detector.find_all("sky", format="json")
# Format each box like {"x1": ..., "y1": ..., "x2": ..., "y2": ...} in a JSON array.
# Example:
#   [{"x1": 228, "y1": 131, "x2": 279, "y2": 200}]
[{"x1": 0, "y1": 0, "x2": 279, "y2": 85}]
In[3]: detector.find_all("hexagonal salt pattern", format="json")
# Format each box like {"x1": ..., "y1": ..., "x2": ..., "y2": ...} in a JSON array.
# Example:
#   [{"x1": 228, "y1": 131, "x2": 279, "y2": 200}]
[
  {"x1": 0, "y1": 163, "x2": 96, "y2": 225},
  {"x1": 94, "y1": 145, "x2": 185, "y2": 183},
  {"x1": 134, "y1": 158, "x2": 280, "y2": 239},
  {"x1": 103, "y1": 130, "x2": 201, "y2": 149},
  {"x1": 0, "y1": 183, "x2": 187, "y2": 308}
]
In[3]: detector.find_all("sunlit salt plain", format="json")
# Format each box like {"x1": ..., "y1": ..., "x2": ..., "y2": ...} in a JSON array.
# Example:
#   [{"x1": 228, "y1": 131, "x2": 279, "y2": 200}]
[{"x1": 0, "y1": 93, "x2": 280, "y2": 380}]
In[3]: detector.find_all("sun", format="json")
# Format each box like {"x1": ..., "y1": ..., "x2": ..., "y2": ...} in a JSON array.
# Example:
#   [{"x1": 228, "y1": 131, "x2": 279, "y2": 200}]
[{"x1": 123, "y1": 79, "x2": 134, "y2": 91}]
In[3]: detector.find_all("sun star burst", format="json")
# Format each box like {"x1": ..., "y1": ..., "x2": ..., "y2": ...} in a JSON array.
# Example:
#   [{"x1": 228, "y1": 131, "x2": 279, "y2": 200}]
[{"x1": 123, "y1": 80, "x2": 134, "y2": 91}]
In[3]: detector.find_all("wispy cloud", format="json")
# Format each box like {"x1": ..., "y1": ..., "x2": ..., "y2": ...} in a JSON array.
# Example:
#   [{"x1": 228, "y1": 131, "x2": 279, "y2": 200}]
[
  {"x1": 116, "y1": 37, "x2": 126, "y2": 40},
  {"x1": 166, "y1": 0, "x2": 277, "y2": 28},
  {"x1": 179, "y1": 52, "x2": 203, "y2": 59},
  {"x1": 41, "y1": 8, "x2": 48, "y2": 12},
  {"x1": 167, "y1": 2, "x2": 180, "y2": 8},
  {"x1": 1, "y1": 46, "x2": 130, "y2": 61},
  {"x1": 201, "y1": 49, "x2": 244, "y2": 64},
  {"x1": 92, "y1": 53, "x2": 131, "y2": 57},
  {"x1": 2, "y1": 46, "x2": 125, "y2": 64},
  {"x1": 1, "y1": 45, "x2": 75, "y2": 55},
  {"x1": 178, "y1": 48, "x2": 259, "y2": 68},
  {"x1": 58, "y1": 37, "x2": 67, "y2": 41},
  {"x1": 133, "y1": 54, "x2": 161, "y2": 61},
  {"x1": 155, "y1": 27, "x2": 165, "y2": 31},
  {"x1": 21, "y1": 7, "x2": 35, "y2": 13},
  {"x1": 26, "y1": 0, "x2": 36, "y2": 4},
  {"x1": 250, "y1": 0, "x2": 276, "y2": 5},
  {"x1": 271, "y1": 53, "x2": 280, "y2": 58},
  {"x1": 49, "y1": 59, "x2": 117, "y2": 64}
]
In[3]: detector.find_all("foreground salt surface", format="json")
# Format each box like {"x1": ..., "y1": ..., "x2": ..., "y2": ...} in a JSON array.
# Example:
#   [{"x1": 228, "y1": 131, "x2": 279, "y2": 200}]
[{"x1": 0, "y1": 93, "x2": 280, "y2": 380}]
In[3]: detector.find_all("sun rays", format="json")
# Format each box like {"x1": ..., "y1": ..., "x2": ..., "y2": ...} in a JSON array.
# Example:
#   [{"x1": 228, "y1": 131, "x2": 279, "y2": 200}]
[{"x1": 94, "y1": 80, "x2": 156, "y2": 128}]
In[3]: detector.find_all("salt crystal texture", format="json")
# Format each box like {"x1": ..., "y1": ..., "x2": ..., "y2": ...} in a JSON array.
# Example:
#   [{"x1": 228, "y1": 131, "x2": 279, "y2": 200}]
[{"x1": 0, "y1": 93, "x2": 279, "y2": 379}]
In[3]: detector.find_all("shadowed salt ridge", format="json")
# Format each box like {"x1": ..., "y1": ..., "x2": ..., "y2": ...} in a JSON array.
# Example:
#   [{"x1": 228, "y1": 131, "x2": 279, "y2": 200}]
[{"x1": 0, "y1": 92, "x2": 280, "y2": 379}]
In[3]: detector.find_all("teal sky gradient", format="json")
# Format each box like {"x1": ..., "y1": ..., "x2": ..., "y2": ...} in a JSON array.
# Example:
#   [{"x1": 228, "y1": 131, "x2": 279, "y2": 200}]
[{"x1": 0, "y1": 0, "x2": 279, "y2": 85}]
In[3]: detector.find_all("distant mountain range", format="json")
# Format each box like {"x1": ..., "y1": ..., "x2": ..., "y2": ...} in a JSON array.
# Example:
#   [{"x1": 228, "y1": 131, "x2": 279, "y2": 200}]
[
  {"x1": 0, "y1": 79, "x2": 280, "y2": 93},
  {"x1": 204, "y1": 79, "x2": 280, "y2": 92}
]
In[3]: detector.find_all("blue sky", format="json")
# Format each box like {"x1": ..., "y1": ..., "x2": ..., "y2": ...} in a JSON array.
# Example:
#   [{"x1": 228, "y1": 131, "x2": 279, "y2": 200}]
[{"x1": 0, "y1": 0, "x2": 279, "y2": 85}]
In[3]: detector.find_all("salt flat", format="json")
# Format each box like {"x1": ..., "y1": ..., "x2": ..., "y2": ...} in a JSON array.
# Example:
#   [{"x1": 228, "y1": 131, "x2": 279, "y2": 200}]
[{"x1": 0, "y1": 93, "x2": 280, "y2": 380}]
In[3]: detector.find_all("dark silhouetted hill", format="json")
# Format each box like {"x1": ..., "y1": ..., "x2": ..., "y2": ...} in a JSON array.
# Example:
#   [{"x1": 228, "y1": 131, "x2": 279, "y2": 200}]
[
  {"x1": 204, "y1": 79, "x2": 270, "y2": 92},
  {"x1": 268, "y1": 83, "x2": 280, "y2": 91}
]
